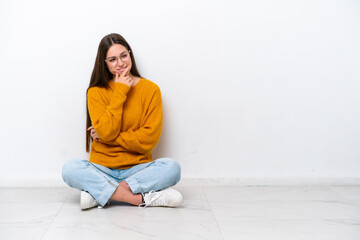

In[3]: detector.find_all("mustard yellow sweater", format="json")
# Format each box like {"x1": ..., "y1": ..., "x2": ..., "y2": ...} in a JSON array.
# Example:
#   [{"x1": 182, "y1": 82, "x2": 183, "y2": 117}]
[{"x1": 87, "y1": 78, "x2": 163, "y2": 169}]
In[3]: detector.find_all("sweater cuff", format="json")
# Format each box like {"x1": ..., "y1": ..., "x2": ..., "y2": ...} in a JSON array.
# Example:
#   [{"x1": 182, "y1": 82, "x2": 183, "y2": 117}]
[{"x1": 114, "y1": 82, "x2": 131, "y2": 95}]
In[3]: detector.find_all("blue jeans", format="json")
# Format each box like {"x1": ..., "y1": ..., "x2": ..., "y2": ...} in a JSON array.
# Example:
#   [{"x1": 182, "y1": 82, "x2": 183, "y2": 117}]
[{"x1": 62, "y1": 158, "x2": 181, "y2": 206}]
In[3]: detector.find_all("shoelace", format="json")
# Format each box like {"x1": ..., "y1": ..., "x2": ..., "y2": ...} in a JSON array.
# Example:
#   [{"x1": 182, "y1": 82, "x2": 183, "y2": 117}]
[{"x1": 139, "y1": 190, "x2": 165, "y2": 208}]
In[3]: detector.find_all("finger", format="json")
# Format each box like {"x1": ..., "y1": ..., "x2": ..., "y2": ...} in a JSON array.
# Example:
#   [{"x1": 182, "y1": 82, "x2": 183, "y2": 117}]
[
  {"x1": 115, "y1": 71, "x2": 119, "y2": 79},
  {"x1": 121, "y1": 65, "x2": 131, "y2": 77},
  {"x1": 125, "y1": 65, "x2": 131, "y2": 76},
  {"x1": 87, "y1": 126, "x2": 93, "y2": 131}
]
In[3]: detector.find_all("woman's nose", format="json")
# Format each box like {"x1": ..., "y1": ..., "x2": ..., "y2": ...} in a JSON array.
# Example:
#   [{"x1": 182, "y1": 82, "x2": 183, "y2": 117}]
[{"x1": 117, "y1": 57, "x2": 125, "y2": 66}]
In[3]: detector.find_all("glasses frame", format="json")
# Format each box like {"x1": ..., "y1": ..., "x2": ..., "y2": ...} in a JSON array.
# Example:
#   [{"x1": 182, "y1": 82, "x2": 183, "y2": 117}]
[{"x1": 104, "y1": 50, "x2": 131, "y2": 65}]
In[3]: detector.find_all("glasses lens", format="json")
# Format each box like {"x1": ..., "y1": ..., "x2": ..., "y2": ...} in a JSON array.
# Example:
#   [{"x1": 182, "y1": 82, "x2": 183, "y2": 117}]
[
  {"x1": 107, "y1": 58, "x2": 117, "y2": 66},
  {"x1": 120, "y1": 53, "x2": 129, "y2": 62},
  {"x1": 106, "y1": 52, "x2": 130, "y2": 66}
]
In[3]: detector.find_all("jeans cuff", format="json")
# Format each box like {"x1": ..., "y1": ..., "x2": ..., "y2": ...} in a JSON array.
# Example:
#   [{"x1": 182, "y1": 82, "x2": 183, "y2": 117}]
[
  {"x1": 96, "y1": 180, "x2": 118, "y2": 206},
  {"x1": 125, "y1": 177, "x2": 141, "y2": 194}
]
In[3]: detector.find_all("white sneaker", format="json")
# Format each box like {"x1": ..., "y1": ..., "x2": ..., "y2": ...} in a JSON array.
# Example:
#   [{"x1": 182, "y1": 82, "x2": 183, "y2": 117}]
[
  {"x1": 80, "y1": 191, "x2": 99, "y2": 210},
  {"x1": 141, "y1": 188, "x2": 183, "y2": 207}
]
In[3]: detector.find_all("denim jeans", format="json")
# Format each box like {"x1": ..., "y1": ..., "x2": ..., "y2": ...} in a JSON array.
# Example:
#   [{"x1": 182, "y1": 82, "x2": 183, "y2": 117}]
[{"x1": 62, "y1": 158, "x2": 181, "y2": 206}]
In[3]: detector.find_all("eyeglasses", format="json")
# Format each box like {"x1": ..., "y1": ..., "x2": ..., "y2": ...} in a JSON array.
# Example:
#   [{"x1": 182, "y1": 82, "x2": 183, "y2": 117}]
[{"x1": 105, "y1": 50, "x2": 131, "y2": 66}]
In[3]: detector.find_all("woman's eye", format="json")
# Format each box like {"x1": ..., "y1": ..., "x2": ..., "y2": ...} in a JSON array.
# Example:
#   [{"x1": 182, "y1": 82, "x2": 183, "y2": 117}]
[
  {"x1": 109, "y1": 59, "x2": 115, "y2": 62},
  {"x1": 121, "y1": 54, "x2": 127, "y2": 58}
]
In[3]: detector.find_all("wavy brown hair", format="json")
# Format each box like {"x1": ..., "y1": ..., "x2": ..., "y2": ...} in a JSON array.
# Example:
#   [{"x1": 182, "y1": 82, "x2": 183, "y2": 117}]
[{"x1": 86, "y1": 33, "x2": 142, "y2": 152}]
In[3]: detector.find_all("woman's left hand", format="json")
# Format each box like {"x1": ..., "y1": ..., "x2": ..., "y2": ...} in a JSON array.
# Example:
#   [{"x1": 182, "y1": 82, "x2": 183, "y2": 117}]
[{"x1": 87, "y1": 126, "x2": 99, "y2": 141}]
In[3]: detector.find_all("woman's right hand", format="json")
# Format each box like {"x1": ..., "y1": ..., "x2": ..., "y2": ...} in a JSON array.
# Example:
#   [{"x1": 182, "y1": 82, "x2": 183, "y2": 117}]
[{"x1": 114, "y1": 66, "x2": 133, "y2": 87}]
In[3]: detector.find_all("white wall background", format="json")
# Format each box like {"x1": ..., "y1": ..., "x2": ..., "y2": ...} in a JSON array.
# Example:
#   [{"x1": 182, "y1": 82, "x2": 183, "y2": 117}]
[{"x1": 1, "y1": 0, "x2": 360, "y2": 186}]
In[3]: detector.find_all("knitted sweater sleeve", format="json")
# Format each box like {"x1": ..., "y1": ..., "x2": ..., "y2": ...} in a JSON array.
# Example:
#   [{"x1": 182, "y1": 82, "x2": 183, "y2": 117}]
[
  {"x1": 87, "y1": 83, "x2": 130, "y2": 141},
  {"x1": 99, "y1": 88, "x2": 163, "y2": 154}
]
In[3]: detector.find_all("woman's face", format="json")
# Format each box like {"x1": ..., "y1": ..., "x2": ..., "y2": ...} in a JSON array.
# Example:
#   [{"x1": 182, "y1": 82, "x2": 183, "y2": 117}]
[{"x1": 105, "y1": 44, "x2": 132, "y2": 76}]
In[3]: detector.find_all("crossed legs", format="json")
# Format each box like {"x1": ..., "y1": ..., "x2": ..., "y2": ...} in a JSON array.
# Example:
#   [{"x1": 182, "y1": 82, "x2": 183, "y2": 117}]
[{"x1": 62, "y1": 158, "x2": 181, "y2": 207}]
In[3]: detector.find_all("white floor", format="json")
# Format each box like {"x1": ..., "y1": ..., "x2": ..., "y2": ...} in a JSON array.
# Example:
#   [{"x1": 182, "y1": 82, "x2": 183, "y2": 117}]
[{"x1": 1, "y1": 185, "x2": 360, "y2": 240}]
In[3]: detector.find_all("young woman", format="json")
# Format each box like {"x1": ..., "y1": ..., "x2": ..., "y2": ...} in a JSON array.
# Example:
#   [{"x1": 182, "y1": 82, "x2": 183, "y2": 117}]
[{"x1": 62, "y1": 33, "x2": 183, "y2": 210}]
